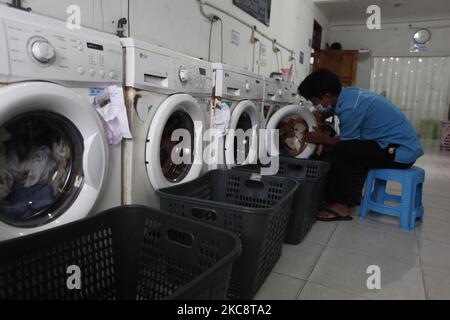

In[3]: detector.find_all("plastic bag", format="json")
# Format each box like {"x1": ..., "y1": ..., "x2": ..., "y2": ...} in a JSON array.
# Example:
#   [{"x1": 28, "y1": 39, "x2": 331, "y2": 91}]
[{"x1": 212, "y1": 101, "x2": 231, "y2": 137}]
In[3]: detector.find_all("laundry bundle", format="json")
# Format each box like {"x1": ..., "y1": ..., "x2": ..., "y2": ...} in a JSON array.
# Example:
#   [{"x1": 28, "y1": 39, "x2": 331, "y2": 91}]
[
  {"x1": 0, "y1": 129, "x2": 14, "y2": 201},
  {"x1": 279, "y1": 117, "x2": 309, "y2": 157},
  {"x1": 0, "y1": 122, "x2": 72, "y2": 221}
]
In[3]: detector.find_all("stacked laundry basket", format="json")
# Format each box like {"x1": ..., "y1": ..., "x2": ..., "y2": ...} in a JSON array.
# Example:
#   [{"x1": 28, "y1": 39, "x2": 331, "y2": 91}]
[
  {"x1": 156, "y1": 158, "x2": 330, "y2": 299},
  {"x1": 233, "y1": 158, "x2": 330, "y2": 245},
  {"x1": 158, "y1": 170, "x2": 300, "y2": 300}
]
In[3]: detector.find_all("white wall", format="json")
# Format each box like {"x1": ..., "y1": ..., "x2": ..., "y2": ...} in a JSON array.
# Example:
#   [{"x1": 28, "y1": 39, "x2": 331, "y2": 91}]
[
  {"x1": 0, "y1": 0, "x2": 329, "y2": 83},
  {"x1": 0, "y1": 0, "x2": 126, "y2": 33},
  {"x1": 329, "y1": 18, "x2": 450, "y2": 88},
  {"x1": 130, "y1": 0, "x2": 329, "y2": 83}
]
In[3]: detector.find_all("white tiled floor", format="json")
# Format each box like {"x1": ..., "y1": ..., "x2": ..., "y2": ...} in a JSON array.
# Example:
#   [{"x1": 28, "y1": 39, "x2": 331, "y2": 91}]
[{"x1": 255, "y1": 141, "x2": 450, "y2": 300}]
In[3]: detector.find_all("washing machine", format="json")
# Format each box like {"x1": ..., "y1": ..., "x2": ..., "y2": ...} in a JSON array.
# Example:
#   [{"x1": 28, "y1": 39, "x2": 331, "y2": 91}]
[
  {"x1": 263, "y1": 79, "x2": 318, "y2": 160},
  {"x1": 288, "y1": 82, "x2": 301, "y2": 105},
  {"x1": 121, "y1": 38, "x2": 213, "y2": 208},
  {"x1": 0, "y1": 6, "x2": 123, "y2": 241},
  {"x1": 212, "y1": 63, "x2": 263, "y2": 169},
  {"x1": 261, "y1": 77, "x2": 292, "y2": 129}
]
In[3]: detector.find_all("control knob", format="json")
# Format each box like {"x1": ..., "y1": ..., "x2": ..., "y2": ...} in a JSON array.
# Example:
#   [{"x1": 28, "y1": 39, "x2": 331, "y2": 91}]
[
  {"x1": 179, "y1": 67, "x2": 189, "y2": 83},
  {"x1": 30, "y1": 39, "x2": 55, "y2": 64}
]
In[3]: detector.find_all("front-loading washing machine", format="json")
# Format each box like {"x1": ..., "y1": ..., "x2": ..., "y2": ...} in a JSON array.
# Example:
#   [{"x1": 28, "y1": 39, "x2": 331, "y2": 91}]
[
  {"x1": 0, "y1": 6, "x2": 123, "y2": 241},
  {"x1": 211, "y1": 63, "x2": 263, "y2": 169},
  {"x1": 287, "y1": 82, "x2": 301, "y2": 105},
  {"x1": 264, "y1": 101, "x2": 318, "y2": 159},
  {"x1": 121, "y1": 38, "x2": 213, "y2": 208},
  {"x1": 261, "y1": 77, "x2": 292, "y2": 129}
]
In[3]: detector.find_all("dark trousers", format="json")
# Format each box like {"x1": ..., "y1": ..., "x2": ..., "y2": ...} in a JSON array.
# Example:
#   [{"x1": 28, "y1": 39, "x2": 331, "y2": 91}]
[{"x1": 327, "y1": 140, "x2": 414, "y2": 206}]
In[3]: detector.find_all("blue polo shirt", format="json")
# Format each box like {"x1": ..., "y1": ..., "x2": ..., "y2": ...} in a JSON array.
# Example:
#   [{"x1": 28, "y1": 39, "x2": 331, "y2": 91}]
[{"x1": 334, "y1": 87, "x2": 424, "y2": 164}]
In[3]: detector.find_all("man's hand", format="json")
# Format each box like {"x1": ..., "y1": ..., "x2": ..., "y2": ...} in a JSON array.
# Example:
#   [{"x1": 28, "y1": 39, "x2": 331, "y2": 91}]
[
  {"x1": 313, "y1": 112, "x2": 324, "y2": 125},
  {"x1": 305, "y1": 127, "x2": 340, "y2": 146}
]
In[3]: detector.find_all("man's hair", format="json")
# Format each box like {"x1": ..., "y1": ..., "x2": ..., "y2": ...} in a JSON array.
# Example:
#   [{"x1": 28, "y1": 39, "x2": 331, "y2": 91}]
[{"x1": 298, "y1": 69, "x2": 342, "y2": 100}]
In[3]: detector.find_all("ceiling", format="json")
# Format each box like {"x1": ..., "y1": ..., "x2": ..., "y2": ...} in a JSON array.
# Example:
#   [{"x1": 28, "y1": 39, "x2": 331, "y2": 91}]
[{"x1": 314, "y1": 0, "x2": 450, "y2": 24}]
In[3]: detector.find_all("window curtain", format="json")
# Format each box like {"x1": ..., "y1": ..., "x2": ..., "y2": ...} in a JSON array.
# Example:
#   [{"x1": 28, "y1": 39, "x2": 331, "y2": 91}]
[{"x1": 370, "y1": 56, "x2": 450, "y2": 139}]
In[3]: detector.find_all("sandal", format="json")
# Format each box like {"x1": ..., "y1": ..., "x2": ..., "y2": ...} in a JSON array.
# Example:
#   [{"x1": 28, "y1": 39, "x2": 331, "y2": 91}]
[{"x1": 317, "y1": 208, "x2": 353, "y2": 222}]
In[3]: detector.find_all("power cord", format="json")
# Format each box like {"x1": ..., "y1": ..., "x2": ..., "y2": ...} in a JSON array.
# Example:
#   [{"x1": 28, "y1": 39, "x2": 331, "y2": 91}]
[
  {"x1": 208, "y1": 19, "x2": 213, "y2": 61},
  {"x1": 279, "y1": 51, "x2": 284, "y2": 69},
  {"x1": 99, "y1": 0, "x2": 105, "y2": 31},
  {"x1": 127, "y1": 0, "x2": 131, "y2": 37},
  {"x1": 219, "y1": 17, "x2": 224, "y2": 63},
  {"x1": 207, "y1": 15, "x2": 223, "y2": 62}
]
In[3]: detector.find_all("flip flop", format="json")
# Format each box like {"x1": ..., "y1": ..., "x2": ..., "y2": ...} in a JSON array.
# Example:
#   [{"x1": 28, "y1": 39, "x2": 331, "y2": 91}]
[{"x1": 317, "y1": 208, "x2": 353, "y2": 222}]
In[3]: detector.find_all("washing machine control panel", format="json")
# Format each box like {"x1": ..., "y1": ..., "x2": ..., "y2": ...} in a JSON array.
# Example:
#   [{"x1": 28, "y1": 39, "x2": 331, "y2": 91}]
[
  {"x1": 125, "y1": 39, "x2": 213, "y2": 94},
  {"x1": 287, "y1": 82, "x2": 300, "y2": 104},
  {"x1": 264, "y1": 77, "x2": 291, "y2": 103},
  {"x1": 0, "y1": 7, "x2": 123, "y2": 85},
  {"x1": 213, "y1": 64, "x2": 264, "y2": 101},
  {"x1": 172, "y1": 58, "x2": 212, "y2": 93}
]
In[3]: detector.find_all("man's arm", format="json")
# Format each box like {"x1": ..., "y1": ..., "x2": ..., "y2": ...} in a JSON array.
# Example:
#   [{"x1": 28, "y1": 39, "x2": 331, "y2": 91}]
[
  {"x1": 313, "y1": 110, "x2": 335, "y2": 125},
  {"x1": 305, "y1": 129, "x2": 340, "y2": 146}
]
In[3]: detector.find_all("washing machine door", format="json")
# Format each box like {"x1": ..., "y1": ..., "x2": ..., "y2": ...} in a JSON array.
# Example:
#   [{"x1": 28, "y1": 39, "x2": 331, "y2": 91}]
[
  {"x1": 265, "y1": 105, "x2": 318, "y2": 159},
  {"x1": 0, "y1": 82, "x2": 108, "y2": 241},
  {"x1": 225, "y1": 100, "x2": 259, "y2": 168},
  {"x1": 145, "y1": 94, "x2": 205, "y2": 190},
  {"x1": 262, "y1": 103, "x2": 281, "y2": 129}
]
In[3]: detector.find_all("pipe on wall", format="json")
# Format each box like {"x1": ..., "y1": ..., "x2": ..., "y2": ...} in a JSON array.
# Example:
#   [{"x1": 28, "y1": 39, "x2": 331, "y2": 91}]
[{"x1": 197, "y1": 0, "x2": 295, "y2": 61}]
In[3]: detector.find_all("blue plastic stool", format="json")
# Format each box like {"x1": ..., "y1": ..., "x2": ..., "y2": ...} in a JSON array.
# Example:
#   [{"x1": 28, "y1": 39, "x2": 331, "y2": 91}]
[{"x1": 359, "y1": 167, "x2": 425, "y2": 230}]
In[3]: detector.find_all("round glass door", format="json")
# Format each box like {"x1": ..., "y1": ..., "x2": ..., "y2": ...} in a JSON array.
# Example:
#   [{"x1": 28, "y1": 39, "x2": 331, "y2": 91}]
[
  {"x1": 0, "y1": 112, "x2": 84, "y2": 228},
  {"x1": 145, "y1": 94, "x2": 205, "y2": 190},
  {"x1": 234, "y1": 111, "x2": 252, "y2": 164},
  {"x1": 225, "y1": 100, "x2": 259, "y2": 168},
  {"x1": 160, "y1": 110, "x2": 195, "y2": 183},
  {"x1": 265, "y1": 105, "x2": 318, "y2": 159},
  {"x1": 277, "y1": 115, "x2": 309, "y2": 157}
]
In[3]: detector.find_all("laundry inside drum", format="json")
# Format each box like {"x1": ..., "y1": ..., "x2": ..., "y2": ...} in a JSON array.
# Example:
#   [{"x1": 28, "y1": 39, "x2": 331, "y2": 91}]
[
  {"x1": 278, "y1": 116, "x2": 310, "y2": 157},
  {"x1": 234, "y1": 111, "x2": 252, "y2": 165},
  {"x1": 160, "y1": 110, "x2": 195, "y2": 183},
  {"x1": 0, "y1": 112, "x2": 84, "y2": 228}
]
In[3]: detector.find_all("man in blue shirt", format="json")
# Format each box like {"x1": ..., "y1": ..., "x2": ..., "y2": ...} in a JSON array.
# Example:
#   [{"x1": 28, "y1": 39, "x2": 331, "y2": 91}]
[{"x1": 299, "y1": 69, "x2": 424, "y2": 221}]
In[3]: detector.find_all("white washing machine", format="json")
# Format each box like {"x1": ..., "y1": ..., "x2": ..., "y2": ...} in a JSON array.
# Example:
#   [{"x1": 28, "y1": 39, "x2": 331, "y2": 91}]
[
  {"x1": 0, "y1": 6, "x2": 123, "y2": 241},
  {"x1": 122, "y1": 38, "x2": 213, "y2": 208},
  {"x1": 212, "y1": 63, "x2": 263, "y2": 169},
  {"x1": 287, "y1": 82, "x2": 301, "y2": 105},
  {"x1": 262, "y1": 79, "x2": 318, "y2": 160},
  {"x1": 261, "y1": 77, "x2": 292, "y2": 129}
]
